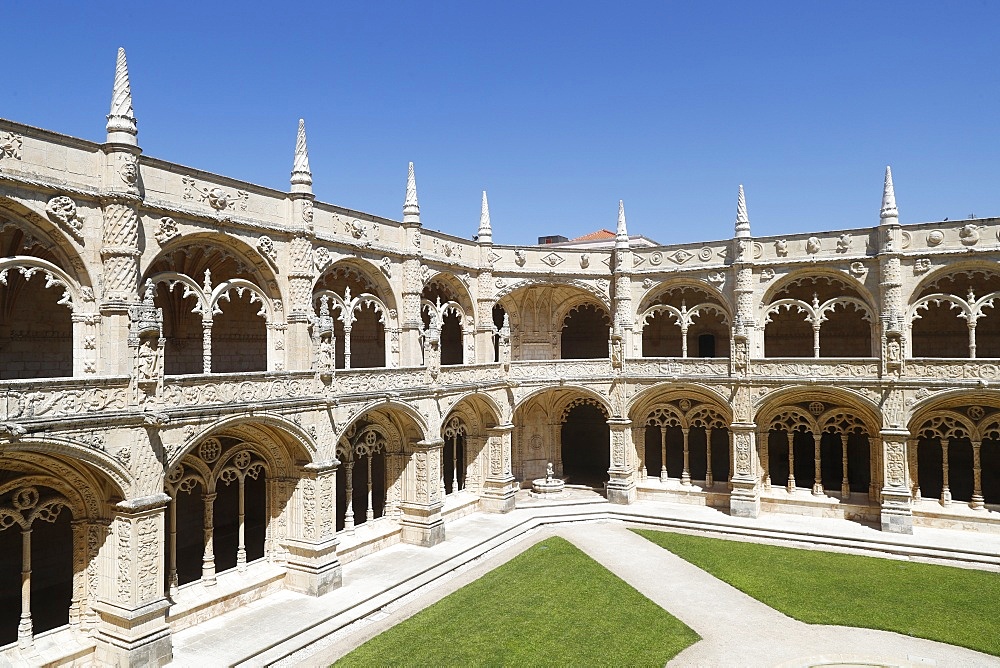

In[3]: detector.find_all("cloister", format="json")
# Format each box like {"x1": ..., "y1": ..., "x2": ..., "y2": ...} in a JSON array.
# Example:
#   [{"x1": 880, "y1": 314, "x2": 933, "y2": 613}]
[{"x1": 0, "y1": 48, "x2": 999, "y2": 665}]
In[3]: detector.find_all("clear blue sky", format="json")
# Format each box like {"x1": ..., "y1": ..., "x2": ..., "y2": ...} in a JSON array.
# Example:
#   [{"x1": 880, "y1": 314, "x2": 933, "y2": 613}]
[{"x1": 4, "y1": 1, "x2": 999, "y2": 246}]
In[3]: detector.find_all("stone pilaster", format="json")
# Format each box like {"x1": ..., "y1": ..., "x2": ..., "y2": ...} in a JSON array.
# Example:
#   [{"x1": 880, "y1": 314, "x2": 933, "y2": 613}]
[
  {"x1": 481, "y1": 424, "x2": 516, "y2": 512},
  {"x1": 282, "y1": 461, "x2": 342, "y2": 596},
  {"x1": 400, "y1": 438, "x2": 445, "y2": 546},
  {"x1": 606, "y1": 418, "x2": 636, "y2": 504},
  {"x1": 879, "y1": 428, "x2": 913, "y2": 534},
  {"x1": 92, "y1": 494, "x2": 172, "y2": 667}
]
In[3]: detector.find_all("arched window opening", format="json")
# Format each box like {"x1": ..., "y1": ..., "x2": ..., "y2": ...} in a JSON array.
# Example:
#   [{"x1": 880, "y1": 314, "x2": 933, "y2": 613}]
[
  {"x1": 911, "y1": 271, "x2": 1000, "y2": 359},
  {"x1": 423, "y1": 279, "x2": 467, "y2": 366},
  {"x1": 561, "y1": 304, "x2": 611, "y2": 359},
  {"x1": 148, "y1": 245, "x2": 272, "y2": 375},
  {"x1": 639, "y1": 286, "x2": 730, "y2": 359},
  {"x1": 492, "y1": 304, "x2": 506, "y2": 362},
  {"x1": 313, "y1": 265, "x2": 390, "y2": 370},
  {"x1": 0, "y1": 268, "x2": 73, "y2": 379},
  {"x1": 442, "y1": 417, "x2": 467, "y2": 495},
  {"x1": 763, "y1": 276, "x2": 872, "y2": 358},
  {"x1": 0, "y1": 484, "x2": 73, "y2": 648},
  {"x1": 351, "y1": 302, "x2": 386, "y2": 368},
  {"x1": 156, "y1": 282, "x2": 202, "y2": 375},
  {"x1": 560, "y1": 400, "x2": 610, "y2": 487},
  {"x1": 336, "y1": 425, "x2": 388, "y2": 533},
  {"x1": 212, "y1": 289, "x2": 267, "y2": 373},
  {"x1": 165, "y1": 438, "x2": 268, "y2": 593},
  {"x1": 643, "y1": 402, "x2": 729, "y2": 487}
]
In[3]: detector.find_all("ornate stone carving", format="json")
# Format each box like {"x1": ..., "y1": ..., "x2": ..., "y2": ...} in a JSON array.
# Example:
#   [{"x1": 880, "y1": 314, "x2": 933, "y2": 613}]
[
  {"x1": 806, "y1": 236, "x2": 821, "y2": 253},
  {"x1": 885, "y1": 440, "x2": 905, "y2": 488},
  {"x1": 669, "y1": 249, "x2": 692, "y2": 264},
  {"x1": 836, "y1": 234, "x2": 852, "y2": 252},
  {"x1": 154, "y1": 216, "x2": 180, "y2": 245},
  {"x1": 775, "y1": 239, "x2": 788, "y2": 256},
  {"x1": 541, "y1": 252, "x2": 564, "y2": 267},
  {"x1": 257, "y1": 235, "x2": 279, "y2": 270},
  {"x1": 0, "y1": 131, "x2": 23, "y2": 160},
  {"x1": 926, "y1": 229, "x2": 944, "y2": 246},
  {"x1": 45, "y1": 196, "x2": 85, "y2": 242},
  {"x1": 182, "y1": 177, "x2": 248, "y2": 212},
  {"x1": 913, "y1": 258, "x2": 931, "y2": 274},
  {"x1": 959, "y1": 224, "x2": 980, "y2": 246}
]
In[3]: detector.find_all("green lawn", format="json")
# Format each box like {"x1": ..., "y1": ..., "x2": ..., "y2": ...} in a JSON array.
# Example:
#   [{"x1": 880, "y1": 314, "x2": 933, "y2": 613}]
[
  {"x1": 336, "y1": 536, "x2": 699, "y2": 666},
  {"x1": 633, "y1": 528, "x2": 1000, "y2": 656}
]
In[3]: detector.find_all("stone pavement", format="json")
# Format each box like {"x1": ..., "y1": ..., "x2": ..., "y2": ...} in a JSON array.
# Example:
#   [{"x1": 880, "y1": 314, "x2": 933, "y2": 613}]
[{"x1": 167, "y1": 496, "x2": 1000, "y2": 667}]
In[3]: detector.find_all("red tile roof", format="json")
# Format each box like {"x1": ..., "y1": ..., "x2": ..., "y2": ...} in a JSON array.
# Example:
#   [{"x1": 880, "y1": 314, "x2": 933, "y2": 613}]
[{"x1": 570, "y1": 229, "x2": 616, "y2": 241}]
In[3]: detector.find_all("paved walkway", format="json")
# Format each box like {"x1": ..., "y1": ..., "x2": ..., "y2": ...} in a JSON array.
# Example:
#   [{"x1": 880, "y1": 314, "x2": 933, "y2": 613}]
[
  {"x1": 560, "y1": 523, "x2": 1000, "y2": 667},
  {"x1": 166, "y1": 497, "x2": 1000, "y2": 667}
]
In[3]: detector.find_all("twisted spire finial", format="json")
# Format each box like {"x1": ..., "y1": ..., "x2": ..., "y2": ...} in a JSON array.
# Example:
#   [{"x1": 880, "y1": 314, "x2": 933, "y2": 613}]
[
  {"x1": 290, "y1": 119, "x2": 313, "y2": 194},
  {"x1": 478, "y1": 190, "x2": 492, "y2": 243},
  {"x1": 735, "y1": 184, "x2": 751, "y2": 238},
  {"x1": 615, "y1": 200, "x2": 630, "y2": 248},
  {"x1": 106, "y1": 47, "x2": 137, "y2": 144},
  {"x1": 403, "y1": 162, "x2": 420, "y2": 224},
  {"x1": 880, "y1": 165, "x2": 898, "y2": 223}
]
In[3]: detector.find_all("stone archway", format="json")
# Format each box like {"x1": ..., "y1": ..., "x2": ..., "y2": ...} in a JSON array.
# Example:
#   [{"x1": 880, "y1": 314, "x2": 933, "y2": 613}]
[{"x1": 560, "y1": 398, "x2": 611, "y2": 487}]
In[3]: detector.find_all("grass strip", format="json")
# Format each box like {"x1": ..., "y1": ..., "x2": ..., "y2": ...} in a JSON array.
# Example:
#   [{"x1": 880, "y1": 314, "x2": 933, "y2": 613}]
[
  {"x1": 336, "y1": 536, "x2": 699, "y2": 666},
  {"x1": 633, "y1": 528, "x2": 1000, "y2": 656}
]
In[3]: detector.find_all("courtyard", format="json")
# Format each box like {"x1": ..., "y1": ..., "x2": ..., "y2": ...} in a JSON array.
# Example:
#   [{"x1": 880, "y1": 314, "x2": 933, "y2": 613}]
[{"x1": 163, "y1": 493, "x2": 1000, "y2": 667}]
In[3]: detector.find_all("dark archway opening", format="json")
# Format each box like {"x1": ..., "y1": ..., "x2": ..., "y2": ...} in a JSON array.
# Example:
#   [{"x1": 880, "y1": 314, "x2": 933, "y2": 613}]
[
  {"x1": 917, "y1": 439, "x2": 943, "y2": 500},
  {"x1": 561, "y1": 304, "x2": 610, "y2": 359},
  {"x1": 443, "y1": 434, "x2": 466, "y2": 493},
  {"x1": 441, "y1": 311, "x2": 463, "y2": 366},
  {"x1": 175, "y1": 486, "x2": 205, "y2": 586},
  {"x1": 983, "y1": 441, "x2": 1000, "y2": 505},
  {"x1": 561, "y1": 403, "x2": 610, "y2": 487},
  {"x1": 697, "y1": 334, "x2": 715, "y2": 358},
  {"x1": 0, "y1": 508, "x2": 74, "y2": 645}
]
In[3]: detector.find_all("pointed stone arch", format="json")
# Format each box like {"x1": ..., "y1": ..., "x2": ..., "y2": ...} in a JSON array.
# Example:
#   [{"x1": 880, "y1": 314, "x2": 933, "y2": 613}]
[{"x1": 761, "y1": 271, "x2": 876, "y2": 358}]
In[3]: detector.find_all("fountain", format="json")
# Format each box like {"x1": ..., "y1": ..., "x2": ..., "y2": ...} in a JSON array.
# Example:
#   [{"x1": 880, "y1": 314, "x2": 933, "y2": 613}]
[{"x1": 531, "y1": 462, "x2": 565, "y2": 497}]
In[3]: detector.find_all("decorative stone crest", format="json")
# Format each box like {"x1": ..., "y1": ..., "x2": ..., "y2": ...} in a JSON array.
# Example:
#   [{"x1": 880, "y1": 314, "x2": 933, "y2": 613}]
[
  {"x1": 182, "y1": 177, "x2": 248, "y2": 212},
  {"x1": 380, "y1": 256, "x2": 392, "y2": 278},
  {"x1": 257, "y1": 235, "x2": 278, "y2": 269},
  {"x1": 959, "y1": 224, "x2": 980, "y2": 246},
  {"x1": 541, "y1": 252, "x2": 564, "y2": 267},
  {"x1": 836, "y1": 234, "x2": 852, "y2": 252},
  {"x1": 314, "y1": 247, "x2": 333, "y2": 273},
  {"x1": 0, "y1": 131, "x2": 23, "y2": 160},
  {"x1": 760, "y1": 268, "x2": 775, "y2": 282},
  {"x1": 302, "y1": 200, "x2": 314, "y2": 225},
  {"x1": 849, "y1": 261, "x2": 867, "y2": 277},
  {"x1": 514, "y1": 249, "x2": 526, "y2": 266},
  {"x1": 580, "y1": 254, "x2": 589, "y2": 269},
  {"x1": 45, "y1": 195, "x2": 85, "y2": 242},
  {"x1": 806, "y1": 236, "x2": 821, "y2": 254},
  {"x1": 649, "y1": 251, "x2": 663, "y2": 265},
  {"x1": 707, "y1": 271, "x2": 725, "y2": 287},
  {"x1": 926, "y1": 230, "x2": 944, "y2": 246},
  {"x1": 698, "y1": 247, "x2": 713, "y2": 261},
  {"x1": 669, "y1": 249, "x2": 692, "y2": 264},
  {"x1": 154, "y1": 217, "x2": 179, "y2": 245},
  {"x1": 913, "y1": 258, "x2": 932, "y2": 274}
]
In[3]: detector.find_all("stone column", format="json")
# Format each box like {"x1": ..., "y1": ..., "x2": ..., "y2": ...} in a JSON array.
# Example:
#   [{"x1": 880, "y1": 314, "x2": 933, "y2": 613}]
[
  {"x1": 400, "y1": 438, "x2": 446, "y2": 546},
  {"x1": 729, "y1": 424, "x2": 760, "y2": 518},
  {"x1": 481, "y1": 424, "x2": 516, "y2": 512},
  {"x1": 285, "y1": 235, "x2": 315, "y2": 372},
  {"x1": 879, "y1": 429, "x2": 913, "y2": 534},
  {"x1": 606, "y1": 418, "x2": 636, "y2": 504},
  {"x1": 282, "y1": 461, "x2": 342, "y2": 596},
  {"x1": 92, "y1": 494, "x2": 172, "y2": 667}
]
